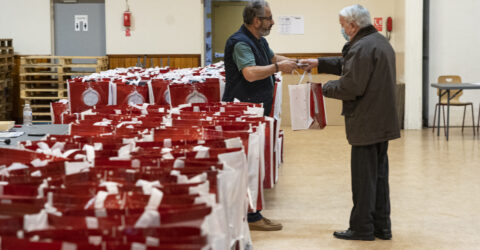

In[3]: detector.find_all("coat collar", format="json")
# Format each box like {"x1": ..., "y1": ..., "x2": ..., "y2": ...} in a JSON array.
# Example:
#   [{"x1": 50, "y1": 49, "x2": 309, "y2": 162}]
[
  {"x1": 241, "y1": 24, "x2": 261, "y2": 42},
  {"x1": 350, "y1": 25, "x2": 378, "y2": 45},
  {"x1": 341, "y1": 25, "x2": 378, "y2": 57}
]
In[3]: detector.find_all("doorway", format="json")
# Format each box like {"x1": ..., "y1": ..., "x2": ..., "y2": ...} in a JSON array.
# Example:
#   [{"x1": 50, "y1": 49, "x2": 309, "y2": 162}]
[
  {"x1": 54, "y1": 0, "x2": 106, "y2": 60},
  {"x1": 211, "y1": 1, "x2": 248, "y2": 64}
]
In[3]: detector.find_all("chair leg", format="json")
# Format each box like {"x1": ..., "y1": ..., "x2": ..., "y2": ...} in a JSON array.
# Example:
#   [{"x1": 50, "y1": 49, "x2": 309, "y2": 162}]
[
  {"x1": 477, "y1": 104, "x2": 480, "y2": 135},
  {"x1": 442, "y1": 105, "x2": 447, "y2": 136},
  {"x1": 462, "y1": 106, "x2": 467, "y2": 133},
  {"x1": 433, "y1": 104, "x2": 438, "y2": 133},
  {"x1": 470, "y1": 104, "x2": 475, "y2": 136}
]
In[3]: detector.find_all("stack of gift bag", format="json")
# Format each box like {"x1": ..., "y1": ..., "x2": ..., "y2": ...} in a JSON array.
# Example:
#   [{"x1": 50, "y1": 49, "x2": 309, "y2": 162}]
[{"x1": 0, "y1": 62, "x2": 284, "y2": 250}]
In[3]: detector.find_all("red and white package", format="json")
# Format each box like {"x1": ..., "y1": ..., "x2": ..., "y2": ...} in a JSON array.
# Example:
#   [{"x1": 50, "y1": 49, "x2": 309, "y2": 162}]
[
  {"x1": 116, "y1": 82, "x2": 150, "y2": 106},
  {"x1": 150, "y1": 79, "x2": 171, "y2": 105},
  {"x1": 169, "y1": 82, "x2": 220, "y2": 107},
  {"x1": 50, "y1": 100, "x2": 69, "y2": 124},
  {"x1": 68, "y1": 81, "x2": 110, "y2": 113}
]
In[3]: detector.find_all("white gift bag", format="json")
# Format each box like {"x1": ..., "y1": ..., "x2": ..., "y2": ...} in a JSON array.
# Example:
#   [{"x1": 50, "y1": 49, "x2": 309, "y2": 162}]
[
  {"x1": 288, "y1": 72, "x2": 328, "y2": 130},
  {"x1": 288, "y1": 73, "x2": 314, "y2": 130}
]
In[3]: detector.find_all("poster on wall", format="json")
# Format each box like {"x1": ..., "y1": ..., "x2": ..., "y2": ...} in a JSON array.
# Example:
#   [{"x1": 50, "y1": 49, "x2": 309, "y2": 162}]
[
  {"x1": 373, "y1": 17, "x2": 383, "y2": 31},
  {"x1": 75, "y1": 15, "x2": 88, "y2": 32},
  {"x1": 278, "y1": 16, "x2": 304, "y2": 35}
]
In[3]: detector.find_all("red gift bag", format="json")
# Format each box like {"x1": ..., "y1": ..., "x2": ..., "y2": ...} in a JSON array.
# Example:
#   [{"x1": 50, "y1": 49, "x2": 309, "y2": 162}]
[
  {"x1": 68, "y1": 81, "x2": 110, "y2": 113},
  {"x1": 169, "y1": 82, "x2": 220, "y2": 107},
  {"x1": 116, "y1": 83, "x2": 150, "y2": 105},
  {"x1": 310, "y1": 82, "x2": 327, "y2": 129},
  {"x1": 151, "y1": 79, "x2": 171, "y2": 105}
]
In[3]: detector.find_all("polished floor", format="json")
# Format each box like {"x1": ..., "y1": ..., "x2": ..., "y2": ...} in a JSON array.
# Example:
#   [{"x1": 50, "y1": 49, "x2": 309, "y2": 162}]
[{"x1": 251, "y1": 126, "x2": 480, "y2": 250}]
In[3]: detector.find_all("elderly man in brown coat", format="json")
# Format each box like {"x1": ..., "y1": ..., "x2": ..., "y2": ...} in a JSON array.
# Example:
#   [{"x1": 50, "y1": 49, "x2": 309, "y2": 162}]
[{"x1": 300, "y1": 4, "x2": 400, "y2": 241}]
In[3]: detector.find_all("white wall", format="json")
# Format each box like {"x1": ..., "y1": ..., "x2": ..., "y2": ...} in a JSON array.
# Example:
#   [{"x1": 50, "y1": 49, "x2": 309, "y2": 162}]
[
  {"x1": 0, "y1": 0, "x2": 52, "y2": 55},
  {"x1": 404, "y1": 0, "x2": 423, "y2": 129},
  {"x1": 268, "y1": 0, "x2": 396, "y2": 53},
  {"x1": 394, "y1": 0, "x2": 405, "y2": 83},
  {"x1": 429, "y1": 0, "x2": 480, "y2": 127},
  {"x1": 105, "y1": 0, "x2": 203, "y2": 55}
]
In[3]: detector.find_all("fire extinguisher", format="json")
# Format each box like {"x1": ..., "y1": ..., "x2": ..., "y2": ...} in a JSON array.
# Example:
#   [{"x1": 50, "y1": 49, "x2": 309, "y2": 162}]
[
  {"x1": 386, "y1": 17, "x2": 393, "y2": 41},
  {"x1": 124, "y1": 0, "x2": 131, "y2": 36},
  {"x1": 124, "y1": 11, "x2": 131, "y2": 28}
]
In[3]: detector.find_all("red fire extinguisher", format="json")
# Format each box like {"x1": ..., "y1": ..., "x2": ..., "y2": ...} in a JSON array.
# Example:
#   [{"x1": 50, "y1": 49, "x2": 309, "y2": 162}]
[
  {"x1": 386, "y1": 17, "x2": 393, "y2": 41},
  {"x1": 124, "y1": 0, "x2": 132, "y2": 36},
  {"x1": 124, "y1": 11, "x2": 131, "y2": 28}
]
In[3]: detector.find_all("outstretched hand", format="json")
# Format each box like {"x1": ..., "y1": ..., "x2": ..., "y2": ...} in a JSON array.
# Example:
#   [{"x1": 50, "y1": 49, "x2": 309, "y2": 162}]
[
  {"x1": 277, "y1": 60, "x2": 298, "y2": 73},
  {"x1": 298, "y1": 59, "x2": 318, "y2": 72}
]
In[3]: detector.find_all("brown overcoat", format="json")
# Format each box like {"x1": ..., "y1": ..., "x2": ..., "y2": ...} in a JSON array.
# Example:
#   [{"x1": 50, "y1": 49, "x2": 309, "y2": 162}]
[{"x1": 319, "y1": 25, "x2": 400, "y2": 145}]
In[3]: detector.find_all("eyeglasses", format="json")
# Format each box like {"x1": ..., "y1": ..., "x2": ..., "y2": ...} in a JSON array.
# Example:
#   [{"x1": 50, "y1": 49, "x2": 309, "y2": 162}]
[{"x1": 257, "y1": 15, "x2": 273, "y2": 21}]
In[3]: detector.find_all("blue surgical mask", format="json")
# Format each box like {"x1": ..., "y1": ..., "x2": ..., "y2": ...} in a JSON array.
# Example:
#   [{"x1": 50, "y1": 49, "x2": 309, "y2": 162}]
[{"x1": 341, "y1": 27, "x2": 350, "y2": 41}]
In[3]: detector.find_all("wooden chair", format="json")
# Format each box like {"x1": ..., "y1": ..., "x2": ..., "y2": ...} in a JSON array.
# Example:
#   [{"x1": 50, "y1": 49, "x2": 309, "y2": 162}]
[{"x1": 432, "y1": 75, "x2": 475, "y2": 135}]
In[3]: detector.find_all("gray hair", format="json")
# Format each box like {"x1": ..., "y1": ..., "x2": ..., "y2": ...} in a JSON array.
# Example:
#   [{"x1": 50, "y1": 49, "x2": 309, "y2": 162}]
[
  {"x1": 339, "y1": 4, "x2": 372, "y2": 28},
  {"x1": 243, "y1": 1, "x2": 269, "y2": 25}
]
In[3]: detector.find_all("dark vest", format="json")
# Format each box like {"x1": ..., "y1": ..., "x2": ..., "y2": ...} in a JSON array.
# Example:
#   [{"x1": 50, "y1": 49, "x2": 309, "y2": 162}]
[{"x1": 223, "y1": 25, "x2": 274, "y2": 116}]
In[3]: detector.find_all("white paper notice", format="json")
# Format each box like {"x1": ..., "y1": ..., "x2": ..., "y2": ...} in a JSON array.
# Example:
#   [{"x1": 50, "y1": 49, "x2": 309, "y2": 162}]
[
  {"x1": 75, "y1": 15, "x2": 88, "y2": 32},
  {"x1": 278, "y1": 16, "x2": 304, "y2": 35}
]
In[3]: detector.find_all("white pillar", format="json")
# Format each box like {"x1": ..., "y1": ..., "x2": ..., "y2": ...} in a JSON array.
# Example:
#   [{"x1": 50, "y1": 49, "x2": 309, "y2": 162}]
[{"x1": 404, "y1": 0, "x2": 423, "y2": 129}]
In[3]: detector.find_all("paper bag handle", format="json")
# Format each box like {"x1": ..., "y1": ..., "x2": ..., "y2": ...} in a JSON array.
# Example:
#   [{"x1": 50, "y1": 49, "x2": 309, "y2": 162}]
[{"x1": 297, "y1": 71, "x2": 313, "y2": 85}]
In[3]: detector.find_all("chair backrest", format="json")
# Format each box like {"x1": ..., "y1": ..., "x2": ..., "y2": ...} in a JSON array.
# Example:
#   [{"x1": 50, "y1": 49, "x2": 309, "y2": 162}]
[{"x1": 437, "y1": 75, "x2": 463, "y2": 102}]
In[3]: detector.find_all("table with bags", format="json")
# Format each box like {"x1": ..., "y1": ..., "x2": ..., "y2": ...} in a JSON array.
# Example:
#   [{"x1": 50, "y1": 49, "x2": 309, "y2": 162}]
[{"x1": 0, "y1": 63, "x2": 286, "y2": 250}]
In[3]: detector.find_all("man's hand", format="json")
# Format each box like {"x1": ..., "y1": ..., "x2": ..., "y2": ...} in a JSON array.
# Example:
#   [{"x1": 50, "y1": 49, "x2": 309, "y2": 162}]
[
  {"x1": 298, "y1": 59, "x2": 318, "y2": 72},
  {"x1": 277, "y1": 60, "x2": 298, "y2": 73}
]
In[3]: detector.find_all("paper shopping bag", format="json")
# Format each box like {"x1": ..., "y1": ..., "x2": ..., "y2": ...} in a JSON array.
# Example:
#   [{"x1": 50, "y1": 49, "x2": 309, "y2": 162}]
[
  {"x1": 310, "y1": 82, "x2": 327, "y2": 129},
  {"x1": 288, "y1": 83, "x2": 313, "y2": 130},
  {"x1": 288, "y1": 72, "x2": 327, "y2": 130}
]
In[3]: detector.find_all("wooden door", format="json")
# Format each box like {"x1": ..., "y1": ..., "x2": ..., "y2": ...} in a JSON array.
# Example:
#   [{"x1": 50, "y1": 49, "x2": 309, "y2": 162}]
[{"x1": 211, "y1": 1, "x2": 248, "y2": 63}]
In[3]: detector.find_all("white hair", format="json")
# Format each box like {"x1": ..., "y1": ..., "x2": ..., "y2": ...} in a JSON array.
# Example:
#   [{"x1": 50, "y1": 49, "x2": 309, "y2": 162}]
[{"x1": 339, "y1": 4, "x2": 372, "y2": 28}]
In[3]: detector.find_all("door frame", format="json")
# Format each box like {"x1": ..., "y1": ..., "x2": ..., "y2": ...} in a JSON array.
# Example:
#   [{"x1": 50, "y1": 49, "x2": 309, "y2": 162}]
[{"x1": 204, "y1": 0, "x2": 248, "y2": 65}]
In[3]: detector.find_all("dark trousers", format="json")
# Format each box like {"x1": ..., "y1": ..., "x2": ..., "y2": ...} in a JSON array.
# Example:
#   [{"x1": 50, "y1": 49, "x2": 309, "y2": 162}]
[
  {"x1": 247, "y1": 211, "x2": 263, "y2": 223},
  {"x1": 349, "y1": 141, "x2": 391, "y2": 234}
]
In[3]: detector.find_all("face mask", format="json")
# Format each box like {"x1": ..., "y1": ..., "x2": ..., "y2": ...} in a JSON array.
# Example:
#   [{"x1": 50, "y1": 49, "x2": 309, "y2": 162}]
[{"x1": 341, "y1": 27, "x2": 350, "y2": 41}]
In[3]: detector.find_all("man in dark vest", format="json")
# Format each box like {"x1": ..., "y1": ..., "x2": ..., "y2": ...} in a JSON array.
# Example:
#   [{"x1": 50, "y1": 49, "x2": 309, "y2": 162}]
[
  {"x1": 223, "y1": 0, "x2": 297, "y2": 117},
  {"x1": 223, "y1": 0, "x2": 297, "y2": 231},
  {"x1": 300, "y1": 4, "x2": 400, "y2": 241}
]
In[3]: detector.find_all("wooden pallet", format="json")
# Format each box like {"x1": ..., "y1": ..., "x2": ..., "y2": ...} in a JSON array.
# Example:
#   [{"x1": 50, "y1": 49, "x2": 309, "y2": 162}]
[
  {"x1": 0, "y1": 39, "x2": 12, "y2": 47},
  {"x1": 19, "y1": 56, "x2": 107, "y2": 123},
  {"x1": 0, "y1": 40, "x2": 13, "y2": 121},
  {"x1": 0, "y1": 47, "x2": 13, "y2": 56},
  {"x1": 20, "y1": 57, "x2": 107, "y2": 82}
]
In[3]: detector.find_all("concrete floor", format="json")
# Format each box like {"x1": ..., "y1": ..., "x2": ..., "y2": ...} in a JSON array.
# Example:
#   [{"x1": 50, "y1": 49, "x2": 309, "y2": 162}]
[{"x1": 251, "y1": 126, "x2": 480, "y2": 250}]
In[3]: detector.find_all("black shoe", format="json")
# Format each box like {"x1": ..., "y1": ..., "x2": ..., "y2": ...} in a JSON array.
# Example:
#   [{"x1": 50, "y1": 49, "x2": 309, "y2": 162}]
[
  {"x1": 374, "y1": 229, "x2": 392, "y2": 240},
  {"x1": 333, "y1": 229, "x2": 374, "y2": 241}
]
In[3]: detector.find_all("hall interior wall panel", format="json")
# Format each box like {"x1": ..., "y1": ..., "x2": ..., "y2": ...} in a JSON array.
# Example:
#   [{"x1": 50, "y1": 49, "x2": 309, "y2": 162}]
[
  {"x1": 107, "y1": 55, "x2": 201, "y2": 69},
  {"x1": 104, "y1": 0, "x2": 203, "y2": 55}
]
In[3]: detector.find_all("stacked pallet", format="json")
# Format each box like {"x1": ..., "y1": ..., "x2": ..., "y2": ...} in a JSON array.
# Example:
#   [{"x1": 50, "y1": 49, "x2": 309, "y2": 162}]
[
  {"x1": 0, "y1": 39, "x2": 14, "y2": 120},
  {"x1": 19, "y1": 56, "x2": 107, "y2": 123}
]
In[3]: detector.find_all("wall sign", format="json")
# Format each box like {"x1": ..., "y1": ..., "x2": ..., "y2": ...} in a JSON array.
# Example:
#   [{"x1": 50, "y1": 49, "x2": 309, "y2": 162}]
[
  {"x1": 374, "y1": 17, "x2": 383, "y2": 31},
  {"x1": 75, "y1": 15, "x2": 89, "y2": 32},
  {"x1": 278, "y1": 16, "x2": 304, "y2": 35}
]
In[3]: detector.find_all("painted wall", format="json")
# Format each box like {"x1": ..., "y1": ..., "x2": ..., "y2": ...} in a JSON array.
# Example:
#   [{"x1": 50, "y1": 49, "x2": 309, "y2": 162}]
[
  {"x1": 428, "y1": 0, "x2": 480, "y2": 127},
  {"x1": 0, "y1": 0, "x2": 52, "y2": 55},
  {"x1": 104, "y1": 0, "x2": 203, "y2": 55},
  {"x1": 267, "y1": 0, "x2": 397, "y2": 53},
  {"x1": 393, "y1": 0, "x2": 405, "y2": 83},
  {"x1": 404, "y1": 0, "x2": 423, "y2": 129}
]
